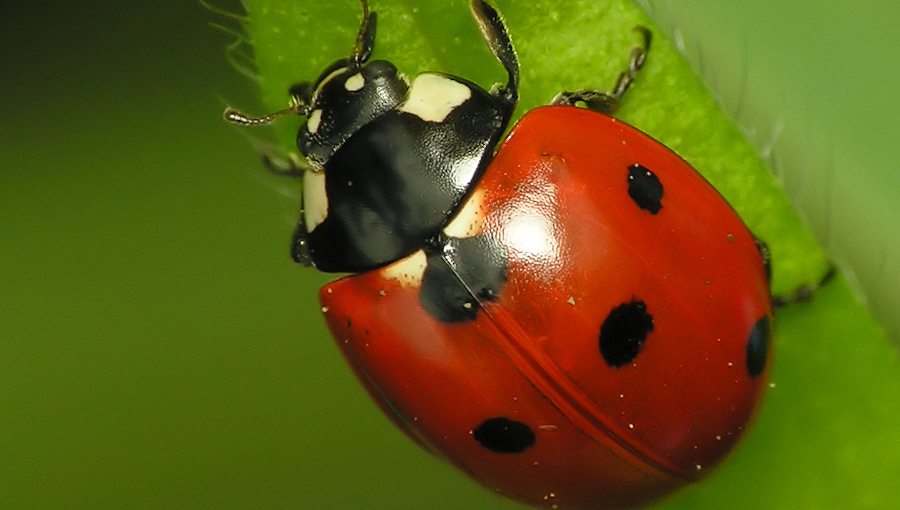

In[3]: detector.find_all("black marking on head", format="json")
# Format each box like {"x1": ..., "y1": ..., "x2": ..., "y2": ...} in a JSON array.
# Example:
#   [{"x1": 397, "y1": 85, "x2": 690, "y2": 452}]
[
  {"x1": 420, "y1": 235, "x2": 508, "y2": 323},
  {"x1": 473, "y1": 417, "x2": 536, "y2": 454},
  {"x1": 627, "y1": 163, "x2": 663, "y2": 214},
  {"x1": 599, "y1": 299, "x2": 654, "y2": 367},
  {"x1": 746, "y1": 316, "x2": 771, "y2": 378}
]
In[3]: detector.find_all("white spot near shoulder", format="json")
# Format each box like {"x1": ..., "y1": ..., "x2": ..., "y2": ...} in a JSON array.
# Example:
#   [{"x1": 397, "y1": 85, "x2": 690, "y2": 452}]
[
  {"x1": 443, "y1": 188, "x2": 485, "y2": 238},
  {"x1": 344, "y1": 72, "x2": 365, "y2": 91},
  {"x1": 380, "y1": 249, "x2": 427, "y2": 288},
  {"x1": 303, "y1": 169, "x2": 328, "y2": 232},
  {"x1": 398, "y1": 73, "x2": 471, "y2": 122},
  {"x1": 307, "y1": 109, "x2": 322, "y2": 134}
]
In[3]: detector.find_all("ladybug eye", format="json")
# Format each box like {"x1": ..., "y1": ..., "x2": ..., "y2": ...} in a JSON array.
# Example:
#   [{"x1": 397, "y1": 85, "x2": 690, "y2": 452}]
[{"x1": 599, "y1": 299, "x2": 654, "y2": 368}]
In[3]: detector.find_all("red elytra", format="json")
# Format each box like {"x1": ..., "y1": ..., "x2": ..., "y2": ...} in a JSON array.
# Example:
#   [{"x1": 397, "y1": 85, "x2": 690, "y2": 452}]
[{"x1": 320, "y1": 106, "x2": 773, "y2": 509}]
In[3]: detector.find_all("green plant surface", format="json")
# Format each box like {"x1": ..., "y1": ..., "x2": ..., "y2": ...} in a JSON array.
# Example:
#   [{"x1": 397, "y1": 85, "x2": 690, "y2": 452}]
[{"x1": 238, "y1": 0, "x2": 900, "y2": 508}]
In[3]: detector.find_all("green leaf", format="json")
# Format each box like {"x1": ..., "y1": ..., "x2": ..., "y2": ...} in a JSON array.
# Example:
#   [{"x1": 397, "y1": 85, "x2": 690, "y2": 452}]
[{"x1": 235, "y1": 0, "x2": 900, "y2": 508}]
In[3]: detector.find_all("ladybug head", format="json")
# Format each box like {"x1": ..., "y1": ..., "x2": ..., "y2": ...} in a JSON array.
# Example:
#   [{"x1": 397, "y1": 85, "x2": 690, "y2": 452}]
[
  {"x1": 224, "y1": 0, "x2": 409, "y2": 170},
  {"x1": 225, "y1": 0, "x2": 521, "y2": 273},
  {"x1": 292, "y1": 56, "x2": 408, "y2": 170}
]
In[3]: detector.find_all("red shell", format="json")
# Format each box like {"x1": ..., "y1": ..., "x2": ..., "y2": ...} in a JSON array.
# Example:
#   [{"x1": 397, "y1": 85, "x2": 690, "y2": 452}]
[{"x1": 320, "y1": 106, "x2": 773, "y2": 509}]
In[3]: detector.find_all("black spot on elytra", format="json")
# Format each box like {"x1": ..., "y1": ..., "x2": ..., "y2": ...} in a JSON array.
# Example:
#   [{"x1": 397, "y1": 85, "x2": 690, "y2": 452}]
[
  {"x1": 746, "y1": 316, "x2": 771, "y2": 377},
  {"x1": 419, "y1": 234, "x2": 508, "y2": 323},
  {"x1": 627, "y1": 163, "x2": 663, "y2": 214},
  {"x1": 599, "y1": 299, "x2": 654, "y2": 367},
  {"x1": 473, "y1": 417, "x2": 536, "y2": 453}
]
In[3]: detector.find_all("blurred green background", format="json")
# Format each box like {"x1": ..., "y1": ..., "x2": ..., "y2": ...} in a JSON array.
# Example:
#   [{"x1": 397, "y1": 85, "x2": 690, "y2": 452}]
[{"x1": 1, "y1": 1, "x2": 897, "y2": 509}]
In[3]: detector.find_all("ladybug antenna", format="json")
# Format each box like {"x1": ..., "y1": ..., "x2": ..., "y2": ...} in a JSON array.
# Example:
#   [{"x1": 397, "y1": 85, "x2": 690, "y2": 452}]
[
  {"x1": 223, "y1": 94, "x2": 309, "y2": 127},
  {"x1": 350, "y1": 0, "x2": 376, "y2": 66}
]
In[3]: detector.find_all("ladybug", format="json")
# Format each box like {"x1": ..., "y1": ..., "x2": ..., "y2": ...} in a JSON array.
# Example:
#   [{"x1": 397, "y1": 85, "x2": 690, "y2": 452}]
[{"x1": 226, "y1": 1, "x2": 777, "y2": 508}]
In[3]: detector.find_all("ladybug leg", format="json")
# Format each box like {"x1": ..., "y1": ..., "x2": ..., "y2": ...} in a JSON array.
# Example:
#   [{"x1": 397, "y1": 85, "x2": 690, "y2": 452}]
[
  {"x1": 260, "y1": 154, "x2": 315, "y2": 266},
  {"x1": 255, "y1": 152, "x2": 318, "y2": 266},
  {"x1": 755, "y1": 235, "x2": 836, "y2": 308},
  {"x1": 551, "y1": 90, "x2": 621, "y2": 115},
  {"x1": 609, "y1": 27, "x2": 652, "y2": 101},
  {"x1": 551, "y1": 26, "x2": 652, "y2": 114},
  {"x1": 250, "y1": 150, "x2": 316, "y2": 266},
  {"x1": 470, "y1": 0, "x2": 520, "y2": 105},
  {"x1": 261, "y1": 151, "x2": 308, "y2": 178},
  {"x1": 753, "y1": 236, "x2": 773, "y2": 284},
  {"x1": 773, "y1": 266, "x2": 837, "y2": 309},
  {"x1": 290, "y1": 221, "x2": 314, "y2": 266}
]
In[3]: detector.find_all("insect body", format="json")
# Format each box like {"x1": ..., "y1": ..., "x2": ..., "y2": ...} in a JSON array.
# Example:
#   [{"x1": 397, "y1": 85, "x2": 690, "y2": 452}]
[{"x1": 226, "y1": 2, "x2": 776, "y2": 508}]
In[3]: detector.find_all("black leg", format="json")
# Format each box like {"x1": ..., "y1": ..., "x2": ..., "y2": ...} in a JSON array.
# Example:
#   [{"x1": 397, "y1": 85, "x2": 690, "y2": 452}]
[
  {"x1": 773, "y1": 266, "x2": 837, "y2": 309},
  {"x1": 470, "y1": 0, "x2": 520, "y2": 105},
  {"x1": 262, "y1": 152, "x2": 308, "y2": 178},
  {"x1": 551, "y1": 27, "x2": 652, "y2": 115}
]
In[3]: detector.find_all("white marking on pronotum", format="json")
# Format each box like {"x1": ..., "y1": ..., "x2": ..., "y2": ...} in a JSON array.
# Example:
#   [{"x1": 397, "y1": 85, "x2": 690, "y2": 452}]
[
  {"x1": 443, "y1": 188, "x2": 485, "y2": 238},
  {"x1": 303, "y1": 169, "x2": 328, "y2": 232},
  {"x1": 398, "y1": 73, "x2": 471, "y2": 122},
  {"x1": 380, "y1": 249, "x2": 428, "y2": 288},
  {"x1": 344, "y1": 72, "x2": 365, "y2": 91},
  {"x1": 306, "y1": 109, "x2": 323, "y2": 134}
]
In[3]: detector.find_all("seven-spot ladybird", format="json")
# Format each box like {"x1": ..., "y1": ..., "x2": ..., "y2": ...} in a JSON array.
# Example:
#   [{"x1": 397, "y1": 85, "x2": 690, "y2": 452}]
[{"x1": 226, "y1": 1, "x2": 780, "y2": 508}]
